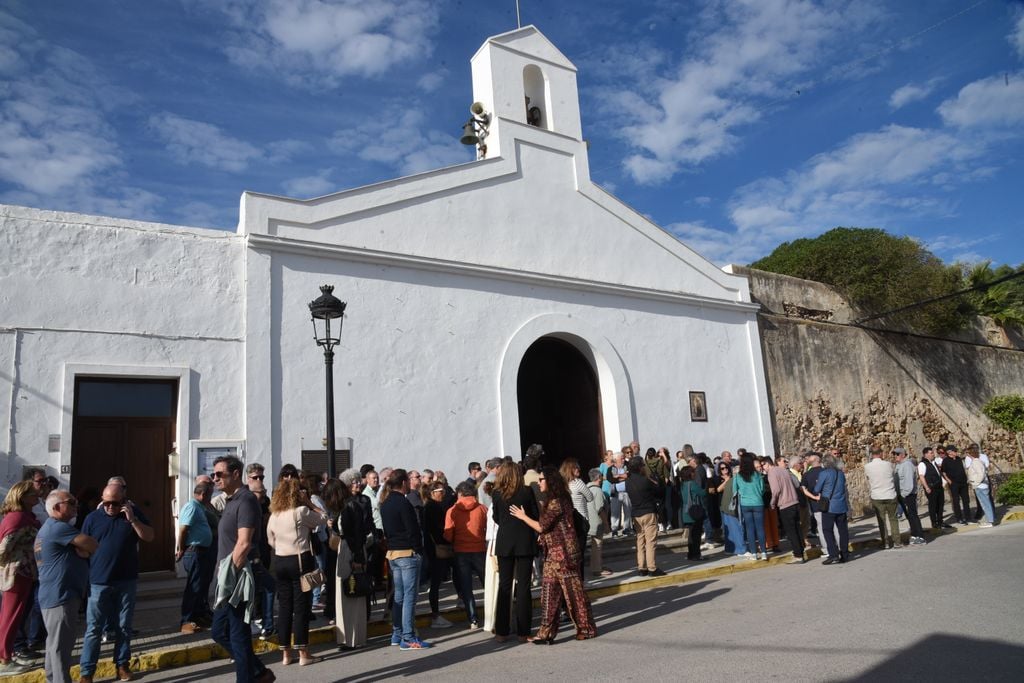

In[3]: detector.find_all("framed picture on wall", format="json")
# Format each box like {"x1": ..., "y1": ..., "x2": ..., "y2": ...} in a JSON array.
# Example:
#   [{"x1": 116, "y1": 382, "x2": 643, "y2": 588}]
[{"x1": 689, "y1": 391, "x2": 708, "y2": 422}]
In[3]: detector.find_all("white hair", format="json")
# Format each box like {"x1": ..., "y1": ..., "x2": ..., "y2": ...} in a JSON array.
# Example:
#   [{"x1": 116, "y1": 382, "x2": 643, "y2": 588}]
[{"x1": 44, "y1": 490, "x2": 66, "y2": 516}]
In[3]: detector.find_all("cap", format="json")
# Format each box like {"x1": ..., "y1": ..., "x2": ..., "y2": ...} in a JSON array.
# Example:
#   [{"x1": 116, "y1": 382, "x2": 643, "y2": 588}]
[{"x1": 892, "y1": 447, "x2": 906, "y2": 454}]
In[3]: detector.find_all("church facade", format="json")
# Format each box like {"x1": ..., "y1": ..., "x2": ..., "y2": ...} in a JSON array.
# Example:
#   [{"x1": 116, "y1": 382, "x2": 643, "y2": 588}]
[{"x1": 0, "y1": 27, "x2": 773, "y2": 569}]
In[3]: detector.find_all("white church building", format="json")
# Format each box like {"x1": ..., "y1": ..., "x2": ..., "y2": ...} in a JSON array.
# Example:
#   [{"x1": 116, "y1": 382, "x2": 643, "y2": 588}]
[{"x1": 1, "y1": 26, "x2": 773, "y2": 570}]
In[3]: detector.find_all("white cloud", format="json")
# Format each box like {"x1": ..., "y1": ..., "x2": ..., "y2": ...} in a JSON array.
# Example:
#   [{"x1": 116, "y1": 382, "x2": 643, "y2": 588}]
[
  {"x1": 888, "y1": 78, "x2": 941, "y2": 110},
  {"x1": 1010, "y1": 10, "x2": 1024, "y2": 59},
  {"x1": 416, "y1": 69, "x2": 446, "y2": 93},
  {"x1": 176, "y1": 201, "x2": 234, "y2": 228},
  {"x1": 149, "y1": 113, "x2": 262, "y2": 172},
  {"x1": 330, "y1": 108, "x2": 471, "y2": 177},
  {"x1": 206, "y1": 0, "x2": 440, "y2": 85},
  {"x1": 0, "y1": 10, "x2": 161, "y2": 220},
  {"x1": 281, "y1": 173, "x2": 336, "y2": 198},
  {"x1": 937, "y1": 72, "x2": 1024, "y2": 128},
  {"x1": 692, "y1": 196, "x2": 712, "y2": 206},
  {"x1": 617, "y1": 0, "x2": 879, "y2": 184}
]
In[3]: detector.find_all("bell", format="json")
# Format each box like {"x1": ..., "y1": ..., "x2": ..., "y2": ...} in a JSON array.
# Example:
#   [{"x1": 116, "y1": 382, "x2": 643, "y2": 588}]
[{"x1": 460, "y1": 121, "x2": 480, "y2": 146}]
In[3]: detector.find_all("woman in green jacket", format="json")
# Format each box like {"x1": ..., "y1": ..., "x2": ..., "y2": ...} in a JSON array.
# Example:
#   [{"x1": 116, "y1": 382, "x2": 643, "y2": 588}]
[{"x1": 679, "y1": 466, "x2": 707, "y2": 561}]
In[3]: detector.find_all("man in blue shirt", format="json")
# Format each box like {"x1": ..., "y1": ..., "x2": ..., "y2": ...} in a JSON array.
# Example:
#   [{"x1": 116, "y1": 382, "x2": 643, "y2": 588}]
[
  {"x1": 176, "y1": 480, "x2": 214, "y2": 634},
  {"x1": 36, "y1": 490, "x2": 97, "y2": 683},
  {"x1": 78, "y1": 483, "x2": 154, "y2": 683}
]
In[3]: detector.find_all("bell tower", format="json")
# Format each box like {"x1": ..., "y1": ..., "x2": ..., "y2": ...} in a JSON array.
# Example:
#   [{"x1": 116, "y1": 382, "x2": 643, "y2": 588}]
[{"x1": 469, "y1": 26, "x2": 582, "y2": 159}]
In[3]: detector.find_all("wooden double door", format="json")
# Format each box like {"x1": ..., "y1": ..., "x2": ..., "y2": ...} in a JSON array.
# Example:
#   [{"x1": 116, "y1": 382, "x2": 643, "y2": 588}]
[{"x1": 70, "y1": 379, "x2": 177, "y2": 573}]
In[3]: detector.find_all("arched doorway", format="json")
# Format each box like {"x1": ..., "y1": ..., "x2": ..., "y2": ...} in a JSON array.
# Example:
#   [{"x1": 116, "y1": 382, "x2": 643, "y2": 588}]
[{"x1": 517, "y1": 337, "x2": 603, "y2": 472}]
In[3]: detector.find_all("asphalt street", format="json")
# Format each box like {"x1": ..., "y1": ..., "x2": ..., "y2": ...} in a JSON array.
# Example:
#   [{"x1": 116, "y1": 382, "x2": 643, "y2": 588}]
[{"x1": 137, "y1": 522, "x2": 1024, "y2": 682}]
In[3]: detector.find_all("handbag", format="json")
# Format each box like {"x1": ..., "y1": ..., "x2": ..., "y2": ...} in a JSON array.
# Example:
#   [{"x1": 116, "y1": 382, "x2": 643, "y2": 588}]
[
  {"x1": 294, "y1": 510, "x2": 325, "y2": 593},
  {"x1": 684, "y1": 483, "x2": 706, "y2": 521},
  {"x1": 342, "y1": 570, "x2": 373, "y2": 598},
  {"x1": 434, "y1": 544, "x2": 454, "y2": 560}
]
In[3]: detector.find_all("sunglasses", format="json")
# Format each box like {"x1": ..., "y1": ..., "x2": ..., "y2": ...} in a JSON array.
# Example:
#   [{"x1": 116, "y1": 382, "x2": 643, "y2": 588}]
[
  {"x1": 248, "y1": 474, "x2": 265, "y2": 480},
  {"x1": 101, "y1": 500, "x2": 123, "y2": 508},
  {"x1": 212, "y1": 471, "x2": 229, "y2": 479}
]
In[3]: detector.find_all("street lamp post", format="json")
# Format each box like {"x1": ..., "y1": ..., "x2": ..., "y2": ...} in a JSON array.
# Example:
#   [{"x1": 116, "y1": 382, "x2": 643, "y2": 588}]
[{"x1": 308, "y1": 285, "x2": 347, "y2": 480}]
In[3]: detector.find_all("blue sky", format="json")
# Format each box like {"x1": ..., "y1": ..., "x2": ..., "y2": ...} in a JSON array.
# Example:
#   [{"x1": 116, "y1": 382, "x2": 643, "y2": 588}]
[{"x1": 2, "y1": 0, "x2": 1023, "y2": 267}]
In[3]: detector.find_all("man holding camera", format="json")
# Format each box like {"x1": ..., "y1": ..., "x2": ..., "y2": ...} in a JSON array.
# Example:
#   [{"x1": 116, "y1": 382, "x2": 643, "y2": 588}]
[{"x1": 78, "y1": 482, "x2": 154, "y2": 683}]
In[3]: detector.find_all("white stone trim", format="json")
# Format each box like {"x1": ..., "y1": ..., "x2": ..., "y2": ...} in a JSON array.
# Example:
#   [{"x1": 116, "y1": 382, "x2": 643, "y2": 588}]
[
  {"x1": 497, "y1": 314, "x2": 632, "y2": 459},
  {"x1": 246, "y1": 233, "x2": 760, "y2": 315}
]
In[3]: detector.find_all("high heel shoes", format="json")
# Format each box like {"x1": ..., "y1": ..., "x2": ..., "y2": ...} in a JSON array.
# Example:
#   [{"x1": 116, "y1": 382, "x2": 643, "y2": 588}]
[{"x1": 527, "y1": 635, "x2": 553, "y2": 645}]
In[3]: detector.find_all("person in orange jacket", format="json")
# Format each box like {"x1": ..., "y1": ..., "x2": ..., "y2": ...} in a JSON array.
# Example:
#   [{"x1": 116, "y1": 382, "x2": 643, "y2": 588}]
[{"x1": 444, "y1": 482, "x2": 488, "y2": 629}]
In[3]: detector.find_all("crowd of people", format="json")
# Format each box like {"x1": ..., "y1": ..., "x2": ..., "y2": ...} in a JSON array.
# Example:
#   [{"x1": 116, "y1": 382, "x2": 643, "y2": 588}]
[{"x1": 0, "y1": 440, "x2": 1001, "y2": 682}]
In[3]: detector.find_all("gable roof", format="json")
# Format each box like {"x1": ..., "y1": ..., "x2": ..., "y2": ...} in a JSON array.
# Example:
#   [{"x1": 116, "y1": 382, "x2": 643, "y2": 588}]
[{"x1": 472, "y1": 25, "x2": 576, "y2": 71}]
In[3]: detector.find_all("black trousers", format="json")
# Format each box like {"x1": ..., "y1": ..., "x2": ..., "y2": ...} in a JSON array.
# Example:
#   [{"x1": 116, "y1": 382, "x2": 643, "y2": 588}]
[
  {"x1": 273, "y1": 552, "x2": 314, "y2": 648},
  {"x1": 778, "y1": 505, "x2": 803, "y2": 558},
  {"x1": 495, "y1": 555, "x2": 534, "y2": 637},
  {"x1": 897, "y1": 492, "x2": 924, "y2": 537},
  {"x1": 686, "y1": 521, "x2": 703, "y2": 559},
  {"x1": 924, "y1": 486, "x2": 944, "y2": 528},
  {"x1": 949, "y1": 482, "x2": 971, "y2": 522}
]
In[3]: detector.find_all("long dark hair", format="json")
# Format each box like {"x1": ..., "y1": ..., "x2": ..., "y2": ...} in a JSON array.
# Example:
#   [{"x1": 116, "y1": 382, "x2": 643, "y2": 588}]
[
  {"x1": 739, "y1": 453, "x2": 757, "y2": 482},
  {"x1": 321, "y1": 478, "x2": 349, "y2": 516},
  {"x1": 540, "y1": 465, "x2": 571, "y2": 502}
]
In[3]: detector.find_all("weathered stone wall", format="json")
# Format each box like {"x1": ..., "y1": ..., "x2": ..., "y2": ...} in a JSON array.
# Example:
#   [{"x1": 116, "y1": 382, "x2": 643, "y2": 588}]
[{"x1": 735, "y1": 267, "x2": 1024, "y2": 514}]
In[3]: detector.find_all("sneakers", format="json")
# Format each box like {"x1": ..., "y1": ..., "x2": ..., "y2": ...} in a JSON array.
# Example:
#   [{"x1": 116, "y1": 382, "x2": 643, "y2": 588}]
[
  {"x1": 180, "y1": 622, "x2": 202, "y2": 635},
  {"x1": 399, "y1": 638, "x2": 433, "y2": 650},
  {"x1": 637, "y1": 568, "x2": 649, "y2": 576},
  {"x1": 786, "y1": 556, "x2": 805, "y2": 564},
  {"x1": 12, "y1": 652, "x2": 40, "y2": 667},
  {"x1": 468, "y1": 621, "x2": 481, "y2": 630},
  {"x1": 259, "y1": 628, "x2": 277, "y2": 641},
  {"x1": 648, "y1": 568, "x2": 666, "y2": 577},
  {"x1": 657, "y1": 523, "x2": 666, "y2": 532},
  {"x1": 910, "y1": 536, "x2": 926, "y2": 545},
  {"x1": 116, "y1": 664, "x2": 134, "y2": 681},
  {"x1": 979, "y1": 521, "x2": 993, "y2": 528},
  {"x1": 0, "y1": 661, "x2": 30, "y2": 675},
  {"x1": 741, "y1": 552, "x2": 756, "y2": 561},
  {"x1": 428, "y1": 614, "x2": 452, "y2": 630},
  {"x1": 755, "y1": 552, "x2": 763, "y2": 561}
]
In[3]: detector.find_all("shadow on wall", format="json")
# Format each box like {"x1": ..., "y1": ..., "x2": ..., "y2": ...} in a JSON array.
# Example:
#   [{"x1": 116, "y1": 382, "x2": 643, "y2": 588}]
[{"x1": 840, "y1": 633, "x2": 1024, "y2": 682}]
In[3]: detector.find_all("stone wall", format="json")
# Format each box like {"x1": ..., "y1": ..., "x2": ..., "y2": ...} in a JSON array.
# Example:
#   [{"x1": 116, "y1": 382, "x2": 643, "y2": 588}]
[{"x1": 734, "y1": 267, "x2": 1024, "y2": 514}]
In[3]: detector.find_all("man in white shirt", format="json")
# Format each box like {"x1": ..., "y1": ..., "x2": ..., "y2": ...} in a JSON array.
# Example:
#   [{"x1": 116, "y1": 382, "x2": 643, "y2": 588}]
[
  {"x1": 964, "y1": 443, "x2": 990, "y2": 522},
  {"x1": 864, "y1": 447, "x2": 902, "y2": 549}
]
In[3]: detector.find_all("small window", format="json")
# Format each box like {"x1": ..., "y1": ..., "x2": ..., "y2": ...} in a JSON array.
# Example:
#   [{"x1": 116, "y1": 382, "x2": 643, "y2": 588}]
[{"x1": 75, "y1": 379, "x2": 176, "y2": 418}]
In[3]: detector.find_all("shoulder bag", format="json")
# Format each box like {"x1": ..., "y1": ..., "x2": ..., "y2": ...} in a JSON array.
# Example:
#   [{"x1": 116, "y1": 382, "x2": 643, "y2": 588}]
[
  {"x1": 294, "y1": 509, "x2": 325, "y2": 593},
  {"x1": 684, "y1": 482, "x2": 706, "y2": 522}
]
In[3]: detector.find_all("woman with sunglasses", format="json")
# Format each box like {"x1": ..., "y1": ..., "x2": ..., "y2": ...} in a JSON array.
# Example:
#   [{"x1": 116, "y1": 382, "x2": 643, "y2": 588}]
[
  {"x1": 712, "y1": 462, "x2": 744, "y2": 557},
  {"x1": 510, "y1": 466, "x2": 597, "y2": 643}
]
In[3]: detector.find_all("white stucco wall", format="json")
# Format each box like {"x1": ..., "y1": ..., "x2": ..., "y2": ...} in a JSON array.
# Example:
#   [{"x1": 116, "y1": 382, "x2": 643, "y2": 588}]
[{"x1": 0, "y1": 205, "x2": 246, "y2": 498}]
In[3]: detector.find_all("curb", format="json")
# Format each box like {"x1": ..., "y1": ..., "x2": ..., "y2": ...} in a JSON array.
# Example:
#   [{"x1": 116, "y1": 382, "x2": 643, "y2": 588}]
[{"x1": 8, "y1": 512, "x2": 1020, "y2": 682}]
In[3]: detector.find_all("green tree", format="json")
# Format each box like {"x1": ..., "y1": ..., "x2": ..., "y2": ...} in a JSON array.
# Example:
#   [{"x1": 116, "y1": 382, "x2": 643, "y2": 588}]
[
  {"x1": 963, "y1": 261, "x2": 1024, "y2": 327},
  {"x1": 982, "y1": 394, "x2": 1024, "y2": 466},
  {"x1": 751, "y1": 227, "x2": 967, "y2": 334}
]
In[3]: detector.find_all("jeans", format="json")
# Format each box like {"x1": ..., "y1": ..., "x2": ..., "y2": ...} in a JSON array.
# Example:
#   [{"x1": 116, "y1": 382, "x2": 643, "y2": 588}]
[
  {"x1": 389, "y1": 554, "x2": 421, "y2": 643},
  {"x1": 610, "y1": 492, "x2": 632, "y2": 533},
  {"x1": 212, "y1": 600, "x2": 268, "y2": 682},
  {"x1": 740, "y1": 505, "x2": 766, "y2": 554},
  {"x1": 181, "y1": 546, "x2": 208, "y2": 624},
  {"x1": 974, "y1": 486, "x2": 995, "y2": 523},
  {"x1": 273, "y1": 553, "x2": 313, "y2": 648},
  {"x1": 42, "y1": 597, "x2": 79, "y2": 683},
  {"x1": 721, "y1": 513, "x2": 744, "y2": 555},
  {"x1": 80, "y1": 580, "x2": 137, "y2": 675},
  {"x1": 253, "y1": 562, "x2": 276, "y2": 633},
  {"x1": 454, "y1": 552, "x2": 486, "y2": 624},
  {"x1": 871, "y1": 498, "x2": 901, "y2": 547},
  {"x1": 821, "y1": 512, "x2": 849, "y2": 560}
]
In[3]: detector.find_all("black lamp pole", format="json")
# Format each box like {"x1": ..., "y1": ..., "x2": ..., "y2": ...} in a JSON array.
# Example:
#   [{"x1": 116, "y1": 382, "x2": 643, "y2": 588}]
[{"x1": 308, "y1": 285, "x2": 347, "y2": 480}]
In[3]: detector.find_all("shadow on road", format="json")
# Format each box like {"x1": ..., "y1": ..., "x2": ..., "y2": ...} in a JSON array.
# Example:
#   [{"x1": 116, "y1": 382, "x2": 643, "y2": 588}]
[{"x1": 838, "y1": 633, "x2": 1024, "y2": 682}]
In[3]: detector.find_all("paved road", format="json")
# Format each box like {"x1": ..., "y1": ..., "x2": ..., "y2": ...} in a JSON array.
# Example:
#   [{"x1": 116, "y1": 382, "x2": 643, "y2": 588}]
[{"x1": 138, "y1": 522, "x2": 1024, "y2": 682}]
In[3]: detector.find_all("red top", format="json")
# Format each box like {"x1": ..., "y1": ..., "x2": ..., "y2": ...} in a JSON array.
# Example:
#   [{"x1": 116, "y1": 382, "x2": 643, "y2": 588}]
[{"x1": 443, "y1": 498, "x2": 487, "y2": 553}]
